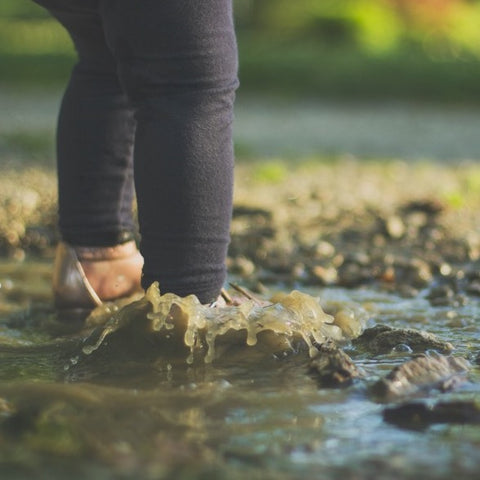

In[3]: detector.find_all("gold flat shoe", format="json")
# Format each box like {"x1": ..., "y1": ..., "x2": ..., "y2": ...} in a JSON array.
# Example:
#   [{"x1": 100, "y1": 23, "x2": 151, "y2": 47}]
[{"x1": 52, "y1": 241, "x2": 144, "y2": 317}]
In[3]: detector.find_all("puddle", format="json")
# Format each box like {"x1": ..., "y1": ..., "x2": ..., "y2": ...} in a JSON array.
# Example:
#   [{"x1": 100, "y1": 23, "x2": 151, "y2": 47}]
[{"x1": 0, "y1": 259, "x2": 479, "y2": 479}]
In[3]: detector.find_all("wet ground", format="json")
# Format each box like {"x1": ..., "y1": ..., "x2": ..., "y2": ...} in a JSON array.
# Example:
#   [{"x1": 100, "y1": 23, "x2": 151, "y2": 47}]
[{"x1": 1, "y1": 89, "x2": 480, "y2": 479}]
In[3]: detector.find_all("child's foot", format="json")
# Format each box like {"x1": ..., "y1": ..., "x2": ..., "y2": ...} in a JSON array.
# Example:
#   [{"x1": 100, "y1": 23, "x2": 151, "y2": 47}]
[{"x1": 52, "y1": 241, "x2": 144, "y2": 316}]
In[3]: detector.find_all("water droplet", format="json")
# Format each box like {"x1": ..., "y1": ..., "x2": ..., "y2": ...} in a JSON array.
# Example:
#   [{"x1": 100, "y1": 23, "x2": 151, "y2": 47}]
[{"x1": 392, "y1": 343, "x2": 413, "y2": 353}]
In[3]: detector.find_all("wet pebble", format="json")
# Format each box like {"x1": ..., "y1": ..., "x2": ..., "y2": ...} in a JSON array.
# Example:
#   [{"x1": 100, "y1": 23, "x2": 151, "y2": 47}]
[
  {"x1": 384, "y1": 400, "x2": 480, "y2": 429},
  {"x1": 392, "y1": 258, "x2": 432, "y2": 289},
  {"x1": 309, "y1": 265, "x2": 338, "y2": 286},
  {"x1": 427, "y1": 285, "x2": 467, "y2": 307},
  {"x1": 395, "y1": 284, "x2": 420, "y2": 298},
  {"x1": 464, "y1": 280, "x2": 480, "y2": 296},
  {"x1": 309, "y1": 339, "x2": 362, "y2": 388},
  {"x1": 371, "y1": 353, "x2": 469, "y2": 401},
  {"x1": 337, "y1": 261, "x2": 373, "y2": 288},
  {"x1": 427, "y1": 285, "x2": 455, "y2": 306},
  {"x1": 353, "y1": 324, "x2": 454, "y2": 355}
]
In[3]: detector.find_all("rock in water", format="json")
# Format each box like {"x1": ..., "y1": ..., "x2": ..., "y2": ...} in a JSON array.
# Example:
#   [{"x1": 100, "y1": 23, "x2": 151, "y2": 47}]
[
  {"x1": 384, "y1": 400, "x2": 480, "y2": 429},
  {"x1": 308, "y1": 339, "x2": 362, "y2": 387},
  {"x1": 353, "y1": 324, "x2": 453, "y2": 355},
  {"x1": 371, "y1": 353, "x2": 469, "y2": 401}
]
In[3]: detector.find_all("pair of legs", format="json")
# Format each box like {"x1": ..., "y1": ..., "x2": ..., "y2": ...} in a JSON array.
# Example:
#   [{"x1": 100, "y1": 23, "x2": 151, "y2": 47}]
[{"x1": 33, "y1": 0, "x2": 239, "y2": 304}]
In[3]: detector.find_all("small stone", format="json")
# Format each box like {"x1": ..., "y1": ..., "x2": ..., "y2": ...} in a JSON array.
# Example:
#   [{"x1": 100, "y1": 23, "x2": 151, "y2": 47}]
[
  {"x1": 385, "y1": 215, "x2": 405, "y2": 239},
  {"x1": 309, "y1": 339, "x2": 362, "y2": 388},
  {"x1": 310, "y1": 265, "x2": 338, "y2": 285},
  {"x1": 337, "y1": 261, "x2": 372, "y2": 288},
  {"x1": 380, "y1": 266, "x2": 395, "y2": 283},
  {"x1": 384, "y1": 400, "x2": 480, "y2": 429},
  {"x1": 353, "y1": 324, "x2": 454, "y2": 355},
  {"x1": 393, "y1": 257, "x2": 432, "y2": 289},
  {"x1": 401, "y1": 199, "x2": 444, "y2": 216},
  {"x1": 314, "y1": 241, "x2": 335, "y2": 258},
  {"x1": 371, "y1": 353, "x2": 469, "y2": 401},
  {"x1": 439, "y1": 263, "x2": 452, "y2": 276},
  {"x1": 465, "y1": 280, "x2": 480, "y2": 296}
]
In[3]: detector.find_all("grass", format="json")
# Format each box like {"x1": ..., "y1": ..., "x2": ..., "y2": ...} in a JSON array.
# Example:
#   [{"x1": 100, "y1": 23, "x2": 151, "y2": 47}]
[
  {"x1": 1, "y1": 131, "x2": 54, "y2": 157},
  {"x1": 0, "y1": 13, "x2": 74, "y2": 86},
  {"x1": 438, "y1": 165, "x2": 480, "y2": 210},
  {"x1": 237, "y1": 34, "x2": 480, "y2": 103},
  {"x1": 250, "y1": 162, "x2": 289, "y2": 184}
]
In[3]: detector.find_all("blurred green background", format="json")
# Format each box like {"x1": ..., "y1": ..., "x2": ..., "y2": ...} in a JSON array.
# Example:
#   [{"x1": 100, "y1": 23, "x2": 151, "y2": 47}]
[
  {"x1": 1, "y1": 0, "x2": 480, "y2": 101},
  {"x1": 1, "y1": 0, "x2": 480, "y2": 260}
]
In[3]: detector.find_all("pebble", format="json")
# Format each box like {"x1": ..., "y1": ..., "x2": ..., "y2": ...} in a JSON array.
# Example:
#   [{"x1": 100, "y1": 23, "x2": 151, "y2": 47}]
[
  {"x1": 384, "y1": 400, "x2": 480, "y2": 428},
  {"x1": 372, "y1": 353, "x2": 469, "y2": 401},
  {"x1": 353, "y1": 324, "x2": 454, "y2": 355},
  {"x1": 309, "y1": 339, "x2": 362, "y2": 388},
  {"x1": 385, "y1": 215, "x2": 406, "y2": 239}
]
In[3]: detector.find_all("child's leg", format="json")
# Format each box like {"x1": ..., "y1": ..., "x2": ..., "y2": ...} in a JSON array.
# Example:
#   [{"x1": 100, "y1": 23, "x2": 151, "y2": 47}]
[
  {"x1": 35, "y1": 0, "x2": 138, "y2": 246},
  {"x1": 33, "y1": 1, "x2": 143, "y2": 310},
  {"x1": 101, "y1": 0, "x2": 239, "y2": 304}
]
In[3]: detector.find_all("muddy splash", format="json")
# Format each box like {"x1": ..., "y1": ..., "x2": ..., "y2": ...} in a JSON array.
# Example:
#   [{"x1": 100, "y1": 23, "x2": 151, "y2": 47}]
[{"x1": 82, "y1": 283, "x2": 364, "y2": 365}]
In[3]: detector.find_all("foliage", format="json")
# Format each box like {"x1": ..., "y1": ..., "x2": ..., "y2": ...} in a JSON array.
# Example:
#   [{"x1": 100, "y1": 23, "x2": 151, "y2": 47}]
[
  {"x1": 234, "y1": 0, "x2": 480, "y2": 58},
  {"x1": 3, "y1": 0, "x2": 480, "y2": 57},
  {"x1": 251, "y1": 162, "x2": 288, "y2": 183},
  {"x1": 0, "y1": 1, "x2": 74, "y2": 85},
  {"x1": 237, "y1": 34, "x2": 480, "y2": 102},
  {"x1": 0, "y1": 1, "x2": 49, "y2": 19},
  {"x1": 1, "y1": 0, "x2": 480, "y2": 100}
]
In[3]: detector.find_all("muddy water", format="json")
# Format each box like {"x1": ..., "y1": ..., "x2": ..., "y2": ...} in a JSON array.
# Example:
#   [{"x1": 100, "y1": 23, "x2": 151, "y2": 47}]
[{"x1": 0, "y1": 260, "x2": 479, "y2": 480}]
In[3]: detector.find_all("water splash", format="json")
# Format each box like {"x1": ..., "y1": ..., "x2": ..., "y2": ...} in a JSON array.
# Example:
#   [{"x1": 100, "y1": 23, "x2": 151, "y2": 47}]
[{"x1": 82, "y1": 283, "x2": 363, "y2": 363}]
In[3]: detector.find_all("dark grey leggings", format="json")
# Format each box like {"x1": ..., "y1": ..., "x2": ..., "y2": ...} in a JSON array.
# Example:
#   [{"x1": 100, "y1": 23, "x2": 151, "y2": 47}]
[{"x1": 33, "y1": 0, "x2": 239, "y2": 304}]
